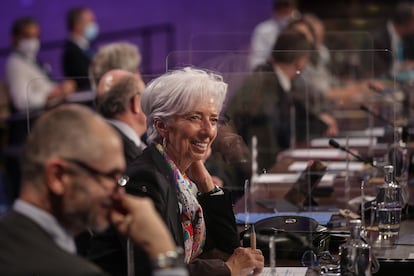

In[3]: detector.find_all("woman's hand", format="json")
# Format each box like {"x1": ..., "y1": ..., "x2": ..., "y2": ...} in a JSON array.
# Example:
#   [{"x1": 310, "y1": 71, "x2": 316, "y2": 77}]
[
  {"x1": 186, "y1": 160, "x2": 215, "y2": 193},
  {"x1": 225, "y1": 247, "x2": 264, "y2": 276}
]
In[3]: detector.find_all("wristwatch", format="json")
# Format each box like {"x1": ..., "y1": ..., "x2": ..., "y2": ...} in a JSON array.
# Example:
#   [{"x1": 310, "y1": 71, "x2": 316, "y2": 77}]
[
  {"x1": 151, "y1": 247, "x2": 184, "y2": 269},
  {"x1": 198, "y1": 185, "x2": 223, "y2": 197}
]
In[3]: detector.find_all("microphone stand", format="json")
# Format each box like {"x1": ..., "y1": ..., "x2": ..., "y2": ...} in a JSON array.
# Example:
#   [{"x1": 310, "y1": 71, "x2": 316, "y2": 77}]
[{"x1": 328, "y1": 138, "x2": 376, "y2": 168}]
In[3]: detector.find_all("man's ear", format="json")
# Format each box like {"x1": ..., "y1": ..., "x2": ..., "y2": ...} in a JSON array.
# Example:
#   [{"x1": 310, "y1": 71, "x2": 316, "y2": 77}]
[
  {"x1": 296, "y1": 56, "x2": 309, "y2": 72},
  {"x1": 44, "y1": 158, "x2": 67, "y2": 195},
  {"x1": 130, "y1": 95, "x2": 141, "y2": 114}
]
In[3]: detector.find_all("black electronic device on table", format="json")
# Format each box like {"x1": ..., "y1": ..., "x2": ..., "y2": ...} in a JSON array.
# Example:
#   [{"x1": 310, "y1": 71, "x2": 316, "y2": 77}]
[{"x1": 256, "y1": 160, "x2": 330, "y2": 212}]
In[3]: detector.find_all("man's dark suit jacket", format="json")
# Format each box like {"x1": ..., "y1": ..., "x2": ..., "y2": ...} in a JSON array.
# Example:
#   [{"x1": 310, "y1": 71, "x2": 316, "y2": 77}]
[
  {"x1": 226, "y1": 63, "x2": 327, "y2": 170},
  {"x1": 0, "y1": 211, "x2": 107, "y2": 276},
  {"x1": 116, "y1": 128, "x2": 144, "y2": 165},
  {"x1": 125, "y1": 144, "x2": 239, "y2": 276},
  {"x1": 62, "y1": 40, "x2": 92, "y2": 91}
]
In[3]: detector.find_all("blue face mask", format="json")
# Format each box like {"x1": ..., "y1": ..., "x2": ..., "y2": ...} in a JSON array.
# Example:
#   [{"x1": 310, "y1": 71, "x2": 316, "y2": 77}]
[{"x1": 84, "y1": 22, "x2": 99, "y2": 41}]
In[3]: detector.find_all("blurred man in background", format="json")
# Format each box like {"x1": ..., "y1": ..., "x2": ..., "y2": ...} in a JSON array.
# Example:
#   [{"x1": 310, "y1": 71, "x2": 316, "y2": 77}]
[{"x1": 62, "y1": 6, "x2": 99, "y2": 91}]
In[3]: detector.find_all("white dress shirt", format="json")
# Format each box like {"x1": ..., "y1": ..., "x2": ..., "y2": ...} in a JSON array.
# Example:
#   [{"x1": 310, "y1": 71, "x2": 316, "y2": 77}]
[
  {"x1": 387, "y1": 20, "x2": 403, "y2": 74},
  {"x1": 5, "y1": 52, "x2": 55, "y2": 112},
  {"x1": 249, "y1": 18, "x2": 282, "y2": 70},
  {"x1": 107, "y1": 119, "x2": 146, "y2": 150},
  {"x1": 274, "y1": 64, "x2": 291, "y2": 93}
]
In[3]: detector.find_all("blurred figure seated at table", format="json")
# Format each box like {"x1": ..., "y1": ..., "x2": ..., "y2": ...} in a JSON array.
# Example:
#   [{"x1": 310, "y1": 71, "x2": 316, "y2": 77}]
[
  {"x1": 227, "y1": 30, "x2": 333, "y2": 171},
  {"x1": 89, "y1": 42, "x2": 145, "y2": 92},
  {"x1": 5, "y1": 17, "x2": 75, "y2": 113},
  {"x1": 125, "y1": 67, "x2": 264, "y2": 275},
  {"x1": 282, "y1": 17, "x2": 338, "y2": 133},
  {"x1": 372, "y1": 2, "x2": 414, "y2": 79},
  {"x1": 289, "y1": 14, "x2": 384, "y2": 110},
  {"x1": 205, "y1": 123, "x2": 252, "y2": 202}
]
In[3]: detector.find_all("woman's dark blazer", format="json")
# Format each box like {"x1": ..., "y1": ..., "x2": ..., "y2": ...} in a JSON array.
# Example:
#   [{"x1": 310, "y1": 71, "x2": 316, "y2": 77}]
[{"x1": 125, "y1": 144, "x2": 240, "y2": 275}]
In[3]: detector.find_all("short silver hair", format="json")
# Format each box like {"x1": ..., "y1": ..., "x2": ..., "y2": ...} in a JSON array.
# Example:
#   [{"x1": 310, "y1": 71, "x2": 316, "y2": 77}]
[
  {"x1": 89, "y1": 42, "x2": 142, "y2": 90},
  {"x1": 142, "y1": 67, "x2": 228, "y2": 144}
]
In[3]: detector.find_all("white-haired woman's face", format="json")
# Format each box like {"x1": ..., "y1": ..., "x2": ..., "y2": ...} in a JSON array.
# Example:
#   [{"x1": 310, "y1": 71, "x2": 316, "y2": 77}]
[{"x1": 165, "y1": 99, "x2": 219, "y2": 170}]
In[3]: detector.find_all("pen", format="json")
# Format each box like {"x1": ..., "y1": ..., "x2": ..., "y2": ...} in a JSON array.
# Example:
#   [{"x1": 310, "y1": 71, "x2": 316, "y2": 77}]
[{"x1": 250, "y1": 224, "x2": 256, "y2": 249}]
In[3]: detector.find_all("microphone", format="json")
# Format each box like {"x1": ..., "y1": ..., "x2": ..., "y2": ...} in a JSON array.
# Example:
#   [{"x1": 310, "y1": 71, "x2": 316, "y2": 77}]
[
  {"x1": 359, "y1": 105, "x2": 394, "y2": 128},
  {"x1": 328, "y1": 138, "x2": 375, "y2": 167}
]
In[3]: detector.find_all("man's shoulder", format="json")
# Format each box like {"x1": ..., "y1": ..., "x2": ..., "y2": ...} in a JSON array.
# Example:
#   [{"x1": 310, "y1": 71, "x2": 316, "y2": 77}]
[
  {"x1": 63, "y1": 39, "x2": 83, "y2": 54},
  {"x1": 253, "y1": 18, "x2": 279, "y2": 35},
  {"x1": 0, "y1": 211, "x2": 107, "y2": 275},
  {"x1": 5, "y1": 52, "x2": 24, "y2": 69}
]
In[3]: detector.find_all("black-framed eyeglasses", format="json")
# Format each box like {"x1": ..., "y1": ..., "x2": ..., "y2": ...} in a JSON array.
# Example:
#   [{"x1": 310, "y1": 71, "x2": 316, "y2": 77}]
[{"x1": 62, "y1": 157, "x2": 129, "y2": 187}]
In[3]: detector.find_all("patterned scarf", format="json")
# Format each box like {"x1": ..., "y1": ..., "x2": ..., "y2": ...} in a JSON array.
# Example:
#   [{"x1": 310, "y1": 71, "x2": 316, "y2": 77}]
[{"x1": 156, "y1": 144, "x2": 206, "y2": 263}]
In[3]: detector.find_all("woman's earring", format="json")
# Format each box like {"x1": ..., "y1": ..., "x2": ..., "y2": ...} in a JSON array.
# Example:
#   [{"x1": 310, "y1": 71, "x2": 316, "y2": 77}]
[{"x1": 162, "y1": 137, "x2": 167, "y2": 149}]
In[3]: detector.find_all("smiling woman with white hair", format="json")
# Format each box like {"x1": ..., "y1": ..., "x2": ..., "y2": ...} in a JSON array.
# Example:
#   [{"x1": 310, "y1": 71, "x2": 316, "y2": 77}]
[{"x1": 125, "y1": 67, "x2": 264, "y2": 276}]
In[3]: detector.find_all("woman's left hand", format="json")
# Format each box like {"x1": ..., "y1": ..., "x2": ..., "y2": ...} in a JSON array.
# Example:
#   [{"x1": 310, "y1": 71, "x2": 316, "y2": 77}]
[{"x1": 186, "y1": 160, "x2": 215, "y2": 193}]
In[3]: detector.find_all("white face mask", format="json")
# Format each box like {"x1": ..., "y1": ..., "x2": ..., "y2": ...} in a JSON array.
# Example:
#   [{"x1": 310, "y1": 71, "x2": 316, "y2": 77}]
[
  {"x1": 84, "y1": 22, "x2": 99, "y2": 41},
  {"x1": 17, "y1": 38, "x2": 40, "y2": 59}
]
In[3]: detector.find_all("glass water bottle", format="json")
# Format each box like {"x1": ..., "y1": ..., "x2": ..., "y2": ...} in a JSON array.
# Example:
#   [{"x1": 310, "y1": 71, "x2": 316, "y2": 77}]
[{"x1": 339, "y1": 219, "x2": 372, "y2": 276}]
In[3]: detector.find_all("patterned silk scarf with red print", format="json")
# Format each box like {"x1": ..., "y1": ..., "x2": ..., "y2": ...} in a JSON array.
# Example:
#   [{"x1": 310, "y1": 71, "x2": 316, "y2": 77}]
[{"x1": 156, "y1": 144, "x2": 206, "y2": 263}]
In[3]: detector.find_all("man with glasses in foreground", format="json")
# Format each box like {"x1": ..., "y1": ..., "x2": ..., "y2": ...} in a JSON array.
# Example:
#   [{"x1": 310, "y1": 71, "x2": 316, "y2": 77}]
[{"x1": 0, "y1": 104, "x2": 186, "y2": 275}]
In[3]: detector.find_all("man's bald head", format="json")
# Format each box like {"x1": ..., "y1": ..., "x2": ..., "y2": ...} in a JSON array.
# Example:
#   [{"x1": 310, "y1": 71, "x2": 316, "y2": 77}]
[
  {"x1": 97, "y1": 69, "x2": 136, "y2": 95},
  {"x1": 96, "y1": 69, "x2": 144, "y2": 119}
]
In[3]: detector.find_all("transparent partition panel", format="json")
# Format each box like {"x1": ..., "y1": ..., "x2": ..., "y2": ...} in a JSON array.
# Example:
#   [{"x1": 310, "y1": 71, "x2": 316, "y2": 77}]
[
  {"x1": 164, "y1": 38, "x2": 407, "y2": 241},
  {"x1": 164, "y1": 31, "x2": 410, "y2": 266}
]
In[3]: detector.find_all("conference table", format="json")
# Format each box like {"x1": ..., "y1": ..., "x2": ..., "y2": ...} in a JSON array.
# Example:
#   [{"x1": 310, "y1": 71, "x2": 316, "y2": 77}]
[{"x1": 232, "y1": 130, "x2": 414, "y2": 275}]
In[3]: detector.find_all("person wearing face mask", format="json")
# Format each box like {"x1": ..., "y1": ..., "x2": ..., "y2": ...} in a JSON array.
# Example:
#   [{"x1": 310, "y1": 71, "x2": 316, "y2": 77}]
[
  {"x1": 62, "y1": 6, "x2": 99, "y2": 91},
  {"x1": 248, "y1": 0, "x2": 300, "y2": 71},
  {"x1": 5, "y1": 17, "x2": 76, "y2": 113}
]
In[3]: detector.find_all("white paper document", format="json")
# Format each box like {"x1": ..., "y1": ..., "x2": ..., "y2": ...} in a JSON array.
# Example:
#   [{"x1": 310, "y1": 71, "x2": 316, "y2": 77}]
[
  {"x1": 259, "y1": 267, "x2": 308, "y2": 276},
  {"x1": 288, "y1": 161, "x2": 364, "y2": 172},
  {"x1": 254, "y1": 173, "x2": 300, "y2": 184},
  {"x1": 310, "y1": 137, "x2": 377, "y2": 147},
  {"x1": 289, "y1": 148, "x2": 347, "y2": 159},
  {"x1": 253, "y1": 173, "x2": 336, "y2": 186},
  {"x1": 342, "y1": 127, "x2": 385, "y2": 137}
]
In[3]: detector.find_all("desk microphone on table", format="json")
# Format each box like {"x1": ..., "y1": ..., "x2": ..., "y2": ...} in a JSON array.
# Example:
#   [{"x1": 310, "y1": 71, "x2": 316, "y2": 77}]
[
  {"x1": 328, "y1": 138, "x2": 376, "y2": 167},
  {"x1": 359, "y1": 105, "x2": 395, "y2": 128},
  {"x1": 360, "y1": 104, "x2": 409, "y2": 142}
]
